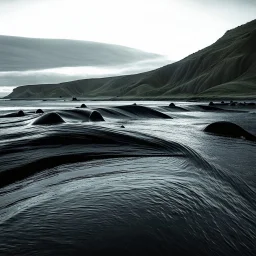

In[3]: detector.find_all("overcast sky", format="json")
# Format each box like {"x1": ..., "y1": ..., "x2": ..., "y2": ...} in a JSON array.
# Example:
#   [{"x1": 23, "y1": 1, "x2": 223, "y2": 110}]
[{"x1": 0, "y1": 0, "x2": 255, "y2": 60}]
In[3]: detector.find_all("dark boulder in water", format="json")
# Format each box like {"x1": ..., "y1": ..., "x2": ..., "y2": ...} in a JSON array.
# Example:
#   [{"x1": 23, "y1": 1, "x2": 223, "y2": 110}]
[
  {"x1": 33, "y1": 112, "x2": 65, "y2": 125},
  {"x1": 89, "y1": 111, "x2": 105, "y2": 121},
  {"x1": 209, "y1": 101, "x2": 214, "y2": 106},
  {"x1": 72, "y1": 97, "x2": 78, "y2": 101},
  {"x1": 120, "y1": 125, "x2": 125, "y2": 128},
  {"x1": 80, "y1": 104, "x2": 87, "y2": 108},
  {"x1": 169, "y1": 103, "x2": 175, "y2": 107},
  {"x1": 35, "y1": 109, "x2": 44, "y2": 114},
  {"x1": 204, "y1": 121, "x2": 255, "y2": 141},
  {"x1": 17, "y1": 110, "x2": 25, "y2": 117}
]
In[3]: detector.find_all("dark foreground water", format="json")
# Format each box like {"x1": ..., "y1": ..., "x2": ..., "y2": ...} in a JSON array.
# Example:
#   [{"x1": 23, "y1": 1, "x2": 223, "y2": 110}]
[{"x1": 0, "y1": 100, "x2": 255, "y2": 255}]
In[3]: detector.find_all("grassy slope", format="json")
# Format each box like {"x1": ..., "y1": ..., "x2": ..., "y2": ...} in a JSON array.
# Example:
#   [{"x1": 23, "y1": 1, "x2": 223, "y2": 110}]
[{"x1": 7, "y1": 19, "x2": 256, "y2": 99}]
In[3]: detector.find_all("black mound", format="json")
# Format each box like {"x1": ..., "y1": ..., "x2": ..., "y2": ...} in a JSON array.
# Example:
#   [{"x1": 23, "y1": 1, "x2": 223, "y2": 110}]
[
  {"x1": 209, "y1": 102, "x2": 214, "y2": 106},
  {"x1": 80, "y1": 104, "x2": 87, "y2": 108},
  {"x1": 169, "y1": 103, "x2": 175, "y2": 107},
  {"x1": 121, "y1": 125, "x2": 125, "y2": 128},
  {"x1": 17, "y1": 110, "x2": 25, "y2": 117},
  {"x1": 115, "y1": 105, "x2": 172, "y2": 119},
  {"x1": 96, "y1": 105, "x2": 171, "y2": 119},
  {"x1": 204, "y1": 121, "x2": 255, "y2": 141},
  {"x1": 33, "y1": 113, "x2": 65, "y2": 125},
  {"x1": 96, "y1": 107, "x2": 131, "y2": 119},
  {"x1": 72, "y1": 97, "x2": 78, "y2": 101},
  {"x1": 35, "y1": 109, "x2": 44, "y2": 114},
  {"x1": 198, "y1": 105, "x2": 225, "y2": 111},
  {"x1": 89, "y1": 111, "x2": 105, "y2": 122},
  {"x1": 58, "y1": 109, "x2": 104, "y2": 122}
]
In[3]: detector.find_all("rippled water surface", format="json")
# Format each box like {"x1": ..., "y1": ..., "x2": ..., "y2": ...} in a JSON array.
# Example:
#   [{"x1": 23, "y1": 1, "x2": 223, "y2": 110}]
[{"x1": 0, "y1": 100, "x2": 255, "y2": 255}]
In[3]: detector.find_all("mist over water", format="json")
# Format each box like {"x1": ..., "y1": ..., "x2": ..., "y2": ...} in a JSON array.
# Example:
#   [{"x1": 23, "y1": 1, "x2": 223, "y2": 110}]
[{"x1": 0, "y1": 100, "x2": 255, "y2": 255}]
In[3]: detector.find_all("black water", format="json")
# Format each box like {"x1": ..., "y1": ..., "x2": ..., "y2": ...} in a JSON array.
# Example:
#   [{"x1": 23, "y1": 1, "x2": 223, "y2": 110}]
[{"x1": 0, "y1": 100, "x2": 255, "y2": 255}]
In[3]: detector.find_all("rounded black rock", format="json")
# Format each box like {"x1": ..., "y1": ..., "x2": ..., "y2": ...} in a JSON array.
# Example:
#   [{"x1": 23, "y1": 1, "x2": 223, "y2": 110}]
[
  {"x1": 17, "y1": 110, "x2": 25, "y2": 117},
  {"x1": 33, "y1": 112, "x2": 65, "y2": 125},
  {"x1": 36, "y1": 109, "x2": 44, "y2": 114}
]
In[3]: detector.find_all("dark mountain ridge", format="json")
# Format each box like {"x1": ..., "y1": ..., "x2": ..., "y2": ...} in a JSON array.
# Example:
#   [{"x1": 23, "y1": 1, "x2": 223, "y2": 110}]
[{"x1": 6, "y1": 19, "x2": 256, "y2": 99}]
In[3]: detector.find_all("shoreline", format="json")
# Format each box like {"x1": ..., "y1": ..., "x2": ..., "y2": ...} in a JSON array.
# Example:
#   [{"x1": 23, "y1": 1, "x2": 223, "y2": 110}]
[{"x1": 2, "y1": 95, "x2": 256, "y2": 102}]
